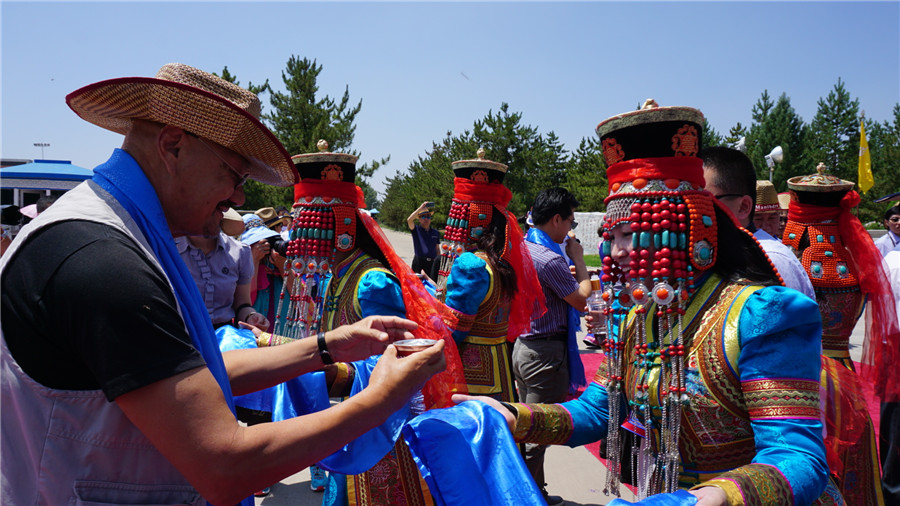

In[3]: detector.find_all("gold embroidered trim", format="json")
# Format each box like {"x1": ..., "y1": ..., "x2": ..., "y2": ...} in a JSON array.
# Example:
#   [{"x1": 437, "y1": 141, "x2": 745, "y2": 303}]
[{"x1": 742, "y1": 378, "x2": 820, "y2": 419}]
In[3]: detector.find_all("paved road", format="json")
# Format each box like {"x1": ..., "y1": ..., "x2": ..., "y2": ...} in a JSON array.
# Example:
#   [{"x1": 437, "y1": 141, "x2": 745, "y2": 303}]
[{"x1": 254, "y1": 224, "x2": 866, "y2": 505}]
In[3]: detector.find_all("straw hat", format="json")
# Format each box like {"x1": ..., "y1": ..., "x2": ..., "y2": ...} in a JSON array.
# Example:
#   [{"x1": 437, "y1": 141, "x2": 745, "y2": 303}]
[
  {"x1": 66, "y1": 63, "x2": 296, "y2": 187},
  {"x1": 755, "y1": 180, "x2": 780, "y2": 213},
  {"x1": 777, "y1": 192, "x2": 791, "y2": 211},
  {"x1": 255, "y1": 207, "x2": 291, "y2": 230}
]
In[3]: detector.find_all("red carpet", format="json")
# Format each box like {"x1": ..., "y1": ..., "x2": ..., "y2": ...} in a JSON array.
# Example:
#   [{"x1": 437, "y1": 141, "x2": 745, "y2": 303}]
[{"x1": 570, "y1": 350, "x2": 882, "y2": 471}]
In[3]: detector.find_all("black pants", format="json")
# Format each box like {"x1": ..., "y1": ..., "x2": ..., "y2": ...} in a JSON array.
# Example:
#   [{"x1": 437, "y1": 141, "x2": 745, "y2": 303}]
[
  {"x1": 412, "y1": 255, "x2": 439, "y2": 280},
  {"x1": 882, "y1": 401, "x2": 900, "y2": 503}
]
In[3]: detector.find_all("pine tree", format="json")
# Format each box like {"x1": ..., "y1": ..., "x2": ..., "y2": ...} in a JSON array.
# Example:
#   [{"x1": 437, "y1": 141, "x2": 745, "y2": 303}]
[
  {"x1": 565, "y1": 137, "x2": 607, "y2": 212},
  {"x1": 745, "y1": 92, "x2": 807, "y2": 189},
  {"x1": 702, "y1": 119, "x2": 724, "y2": 148},
  {"x1": 859, "y1": 104, "x2": 900, "y2": 223},
  {"x1": 803, "y1": 78, "x2": 860, "y2": 183},
  {"x1": 724, "y1": 122, "x2": 748, "y2": 148},
  {"x1": 379, "y1": 104, "x2": 572, "y2": 228}
]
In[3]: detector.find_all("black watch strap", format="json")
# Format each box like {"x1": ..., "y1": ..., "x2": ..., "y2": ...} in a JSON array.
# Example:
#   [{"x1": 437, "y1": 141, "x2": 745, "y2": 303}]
[{"x1": 317, "y1": 331, "x2": 334, "y2": 365}]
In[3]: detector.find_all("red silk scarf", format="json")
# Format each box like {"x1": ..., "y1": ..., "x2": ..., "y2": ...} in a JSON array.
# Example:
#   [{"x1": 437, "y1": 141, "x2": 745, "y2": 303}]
[{"x1": 358, "y1": 212, "x2": 468, "y2": 408}]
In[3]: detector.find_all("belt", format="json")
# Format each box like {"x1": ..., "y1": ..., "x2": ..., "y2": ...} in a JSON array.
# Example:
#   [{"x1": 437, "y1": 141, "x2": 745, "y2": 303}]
[{"x1": 520, "y1": 332, "x2": 567, "y2": 342}]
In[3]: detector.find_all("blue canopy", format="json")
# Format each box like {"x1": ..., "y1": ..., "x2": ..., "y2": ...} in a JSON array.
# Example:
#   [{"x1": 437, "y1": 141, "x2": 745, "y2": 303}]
[{"x1": 1, "y1": 160, "x2": 93, "y2": 182}]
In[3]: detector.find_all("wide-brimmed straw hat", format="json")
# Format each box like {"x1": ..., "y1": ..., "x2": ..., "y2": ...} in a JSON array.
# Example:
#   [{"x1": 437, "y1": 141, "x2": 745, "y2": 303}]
[
  {"x1": 66, "y1": 63, "x2": 296, "y2": 187},
  {"x1": 255, "y1": 207, "x2": 291, "y2": 230}
]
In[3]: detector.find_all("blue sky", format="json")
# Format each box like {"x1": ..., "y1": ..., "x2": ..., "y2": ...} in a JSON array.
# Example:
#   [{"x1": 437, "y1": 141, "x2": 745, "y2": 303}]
[{"x1": 3, "y1": 1, "x2": 898, "y2": 198}]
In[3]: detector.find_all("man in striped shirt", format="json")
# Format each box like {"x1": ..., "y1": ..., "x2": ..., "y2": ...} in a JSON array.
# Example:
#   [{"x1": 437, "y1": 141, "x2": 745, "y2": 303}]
[{"x1": 513, "y1": 187, "x2": 592, "y2": 505}]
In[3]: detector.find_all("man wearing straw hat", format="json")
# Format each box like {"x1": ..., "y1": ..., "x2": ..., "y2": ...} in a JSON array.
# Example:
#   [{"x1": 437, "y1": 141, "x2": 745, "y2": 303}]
[{"x1": 0, "y1": 63, "x2": 445, "y2": 506}]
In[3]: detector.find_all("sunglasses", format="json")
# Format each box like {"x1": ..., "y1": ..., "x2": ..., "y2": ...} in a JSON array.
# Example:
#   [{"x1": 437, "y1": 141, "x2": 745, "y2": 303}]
[
  {"x1": 194, "y1": 135, "x2": 250, "y2": 189},
  {"x1": 713, "y1": 193, "x2": 745, "y2": 200}
]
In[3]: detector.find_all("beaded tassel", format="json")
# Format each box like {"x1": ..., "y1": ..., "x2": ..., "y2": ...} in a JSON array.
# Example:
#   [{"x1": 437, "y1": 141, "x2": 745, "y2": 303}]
[
  {"x1": 601, "y1": 193, "x2": 698, "y2": 499},
  {"x1": 435, "y1": 201, "x2": 471, "y2": 301},
  {"x1": 277, "y1": 206, "x2": 340, "y2": 339}
]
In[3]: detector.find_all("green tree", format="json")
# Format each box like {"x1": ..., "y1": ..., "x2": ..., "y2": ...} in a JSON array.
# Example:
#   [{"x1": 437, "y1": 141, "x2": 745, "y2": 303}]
[
  {"x1": 858, "y1": 104, "x2": 900, "y2": 223},
  {"x1": 225, "y1": 56, "x2": 388, "y2": 210},
  {"x1": 565, "y1": 137, "x2": 607, "y2": 212},
  {"x1": 379, "y1": 104, "x2": 573, "y2": 229},
  {"x1": 702, "y1": 118, "x2": 724, "y2": 148},
  {"x1": 724, "y1": 122, "x2": 748, "y2": 148},
  {"x1": 746, "y1": 93, "x2": 807, "y2": 190},
  {"x1": 803, "y1": 78, "x2": 860, "y2": 184}
]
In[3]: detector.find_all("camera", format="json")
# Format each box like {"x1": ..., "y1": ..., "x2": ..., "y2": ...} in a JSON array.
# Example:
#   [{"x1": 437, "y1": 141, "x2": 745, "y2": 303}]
[{"x1": 267, "y1": 235, "x2": 289, "y2": 256}]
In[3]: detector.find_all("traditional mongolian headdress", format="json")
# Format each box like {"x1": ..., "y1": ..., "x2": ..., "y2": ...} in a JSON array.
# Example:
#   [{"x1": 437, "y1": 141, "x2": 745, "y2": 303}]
[
  {"x1": 271, "y1": 140, "x2": 365, "y2": 339},
  {"x1": 435, "y1": 148, "x2": 544, "y2": 340},
  {"x1": 595, "y1": 100, "x2": 779, "y2": 498},
  {"x1": 784, "y1": 163, "x2": 900, "y2": 403},
  {"x1": 280, "y1": 141, "x2": 467, "y2": 407}
]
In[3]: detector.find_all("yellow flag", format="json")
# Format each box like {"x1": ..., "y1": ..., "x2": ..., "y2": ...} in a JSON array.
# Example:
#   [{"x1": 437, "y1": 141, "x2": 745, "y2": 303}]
[{"x1": 858, "y1": 119, "x2": 874, "y2": 193}]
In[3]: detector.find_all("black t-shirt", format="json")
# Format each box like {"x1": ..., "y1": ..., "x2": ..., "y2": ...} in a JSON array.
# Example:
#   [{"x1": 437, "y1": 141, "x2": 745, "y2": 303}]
[{"x1": 1, "y1": 220, "x2": 206, "y2": 401}]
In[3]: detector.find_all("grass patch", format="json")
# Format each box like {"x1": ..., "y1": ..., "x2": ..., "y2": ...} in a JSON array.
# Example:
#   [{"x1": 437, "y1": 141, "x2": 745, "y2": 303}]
[{"x1": 584, "y1": 254, "x2": 603, "y2": 268}]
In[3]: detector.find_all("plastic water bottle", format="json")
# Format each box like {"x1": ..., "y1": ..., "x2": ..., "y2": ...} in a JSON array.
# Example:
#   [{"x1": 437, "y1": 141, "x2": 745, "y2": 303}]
[{"x1": 587, "y1": 275, "x2": 606, "y2": 337}]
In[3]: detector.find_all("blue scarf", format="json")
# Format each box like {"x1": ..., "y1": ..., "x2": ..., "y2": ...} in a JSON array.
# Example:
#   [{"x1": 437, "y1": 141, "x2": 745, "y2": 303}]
[
  {"x1": 525, "y1": 227, "x2": 586, "y2": 392},
  {"x1": 402, "y1": 401, "x2": 545, "y2": 506},
  {"x1": 93, "y1": 150, "x2": 250, "y2": 506}
]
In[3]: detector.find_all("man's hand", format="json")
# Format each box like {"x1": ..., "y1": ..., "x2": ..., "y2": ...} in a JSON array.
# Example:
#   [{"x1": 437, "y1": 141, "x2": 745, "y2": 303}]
[
  {"x1": 565, "y1": 232, "x2": 584, "y2": 261},
  {"x1": 245, "y1": 312, "x2": 270, "y2": 332},
  {"x1": 326, "y1": 315, "x2": 418, "y2": 363},
  {"x1": 451, "y1": 394, "x2": 516, "y2": 432},
  {"x1": 251, "y1": 239, "x2": 271, "y2": 263},
  {"x1": 368, "y1": 340, "x2": 446, "y2": 410}
]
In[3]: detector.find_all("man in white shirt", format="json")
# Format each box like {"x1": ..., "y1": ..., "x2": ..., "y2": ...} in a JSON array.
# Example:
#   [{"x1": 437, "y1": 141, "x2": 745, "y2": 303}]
[
  {"x1": 875, "y1": 205, "x2": 900, "y2": 257},
  {"x1": 700, "y1": 146, "x2": 816, "y2": 300}
]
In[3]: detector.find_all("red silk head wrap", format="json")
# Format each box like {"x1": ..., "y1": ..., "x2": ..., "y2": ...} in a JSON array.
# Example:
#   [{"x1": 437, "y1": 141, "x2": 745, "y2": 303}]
[
  {"x1": 451, "y1": 178, "x2": 546, "y2": 341},
  {"x1": 357, "y1": 212, "x2": 468, "y2": 408},
  {"x1": 790, "y1": 190, "x2": 900, "y2": 402},
  {"x1": 605, "y1": 157, "x2": 705, "y2": 197},
  {"x1": 293, "y1": 179, "x2": 366, "y2": 208}
]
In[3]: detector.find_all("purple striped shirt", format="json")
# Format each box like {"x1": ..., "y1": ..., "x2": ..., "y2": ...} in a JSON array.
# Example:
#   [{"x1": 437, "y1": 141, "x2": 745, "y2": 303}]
[{"x1": 521, "y1": 241, "x2": 579, "y2": 338}]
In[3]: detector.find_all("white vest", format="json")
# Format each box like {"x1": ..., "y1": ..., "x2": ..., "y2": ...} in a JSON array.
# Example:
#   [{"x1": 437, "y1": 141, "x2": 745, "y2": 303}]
[{"x1": 0, "y1": 181, "x2": 202, "y2": 505}]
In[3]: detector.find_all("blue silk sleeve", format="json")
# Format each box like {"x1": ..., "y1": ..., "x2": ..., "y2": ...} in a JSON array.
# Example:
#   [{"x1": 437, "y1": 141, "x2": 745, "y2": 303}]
[
  {"x1": 735, "y1": 286, "x2": 828, "y2": 504},
  {"x1": 560, "y1": 381, "x2": 612, "y2": 447},
  {"x1": 358, "y1": 269, "x2": 405, "y2": 318},
  {"x1": 443, "y1": 253, "x2": 490, "y2": 345}
]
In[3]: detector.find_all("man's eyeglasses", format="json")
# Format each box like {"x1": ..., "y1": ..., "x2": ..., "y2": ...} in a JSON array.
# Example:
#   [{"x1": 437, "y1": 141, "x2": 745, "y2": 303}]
[
  {"x1": 570, "y1": 220, "x2": 578, "y2": 231},
  {"x1": 713, "y1": 193, "x2": 744, "y2": 200},
  {"x1": 889, "y1": 217, "x2": 900, "y2": 223},
  {"x1": 194, "y1": 135, "x2": 249, "y2": 189}
]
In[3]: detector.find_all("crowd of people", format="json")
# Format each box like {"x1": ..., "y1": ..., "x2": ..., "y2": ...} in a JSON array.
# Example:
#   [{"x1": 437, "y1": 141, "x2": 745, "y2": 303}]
[{"x1": 2, "y1": 63, "x2": 898, "y2": 506}]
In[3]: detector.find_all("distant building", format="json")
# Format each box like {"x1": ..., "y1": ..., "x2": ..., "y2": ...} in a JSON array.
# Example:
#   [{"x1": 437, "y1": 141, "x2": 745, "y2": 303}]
[
  {"x1": 1, "y1": 159, "x2": 93, "y2": 207},
  {"x1": 1, "y1": 159, "x2": 93, "y2": 236}
]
